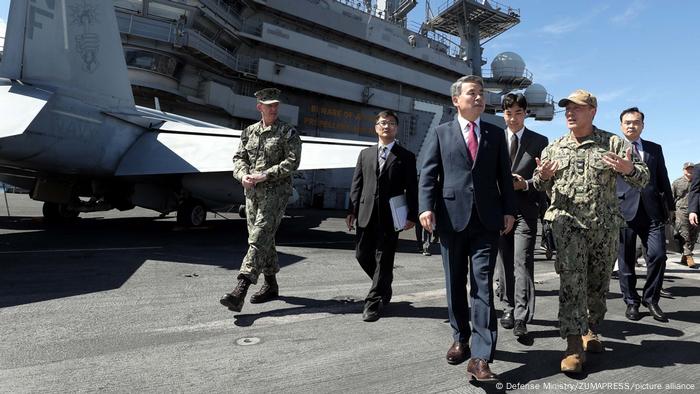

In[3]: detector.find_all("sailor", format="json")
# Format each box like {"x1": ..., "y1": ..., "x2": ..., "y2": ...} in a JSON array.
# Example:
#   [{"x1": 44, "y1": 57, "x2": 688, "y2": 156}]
[
  {"x1": 220, "y1": 88, "x2": 302, "y2": 312},
  {"x1": 533, "y1": 90, "x2": 649, "y2": 374},
  {"x1": 672, "y1": 162, "x2": 698, "y2": 268}
]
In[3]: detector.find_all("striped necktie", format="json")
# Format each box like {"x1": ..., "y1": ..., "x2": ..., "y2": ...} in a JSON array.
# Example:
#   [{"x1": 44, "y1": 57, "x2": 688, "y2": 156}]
[
  {"x1": 633, "y1": 141, "x2": 642, "y2": 160},
  {"x1": 378, "y1": 145, "x2": 388, "y2": 170}
]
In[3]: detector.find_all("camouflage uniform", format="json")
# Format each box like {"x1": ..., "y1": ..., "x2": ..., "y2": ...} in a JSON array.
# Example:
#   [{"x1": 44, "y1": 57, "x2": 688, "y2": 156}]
[
  {"x1": 672, "y1": 176, "x2": 698, "y2": 257},
  {"x1": 533, "y1": 127, "x2": 649, "y2": 338},
  {"x1": 232, "y1": 119, "x2": 302, "y2": 284}
]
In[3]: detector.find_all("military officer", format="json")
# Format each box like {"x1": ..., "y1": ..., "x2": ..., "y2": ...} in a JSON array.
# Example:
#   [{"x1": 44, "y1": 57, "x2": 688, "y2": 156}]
[
  {"x1": 220, "y1": 88, "x2": 302, "y2": 312},
  {"x1": 533, "y1": 90, "x2": 649, "y2": 374},
  {"x1": 672, "y1": 162, "x2": 697, "y2": 268}
]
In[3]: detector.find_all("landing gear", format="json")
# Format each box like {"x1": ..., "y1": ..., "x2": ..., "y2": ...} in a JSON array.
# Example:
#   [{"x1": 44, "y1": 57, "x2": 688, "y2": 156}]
[
  {"x1": 177, "y1": 199, "x2": 207, "y2": 227},
  {"x1": 42, "y1": 202, "x2": 80, "y2": 222}
]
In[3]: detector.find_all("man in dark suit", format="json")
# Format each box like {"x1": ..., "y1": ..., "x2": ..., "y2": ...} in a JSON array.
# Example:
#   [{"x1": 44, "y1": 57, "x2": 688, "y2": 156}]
[
  {"x1": 419, "y1": 75, "x2": 515, "y2": 381},
  {"x1": 616, "y1": 107, "x2": 674, "y2": 322},
  {"x1": 689, "y1": 165, "x2": 700, "y2": 227},
  {"x1": 495, "y1": 93, "x2": 548, "y2": 337},
  {"x1": 346, "y1": 110, "x2": 418, "y2": 322}
]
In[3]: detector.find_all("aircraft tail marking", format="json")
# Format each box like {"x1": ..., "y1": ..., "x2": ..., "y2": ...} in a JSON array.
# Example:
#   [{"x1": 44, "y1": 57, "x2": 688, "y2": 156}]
[{"x1": 1, "y1": 0, "x2": 134, "y2": 110}]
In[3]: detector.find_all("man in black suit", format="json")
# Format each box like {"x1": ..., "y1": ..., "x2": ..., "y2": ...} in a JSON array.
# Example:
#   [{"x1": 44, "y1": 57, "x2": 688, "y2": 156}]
[
  {"x1": 346, "y1": 110, "x2": 418, "y2": 322},
  {"x1": 419, "y1": 75, "x2": 515, "y2": 381},
  {"x1": 495, "y1": 93, "x2": 548, "y2": 337},
  {"x1": 616, "y1": 107, "x2": 674, "y2": 322},
  {"x1": 690, "y1": 165, "x2": 700, "y2": 227}
]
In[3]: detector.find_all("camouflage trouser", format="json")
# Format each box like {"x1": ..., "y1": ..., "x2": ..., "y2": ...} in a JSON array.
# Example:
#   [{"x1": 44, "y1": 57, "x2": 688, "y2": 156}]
[
  {"x1": 675, "y1": 210, "x2": 698, "y2": 256},
  {"x1": 238, "y1": 189, "x2": 290, "y2": 284},
  {"x1": 551, "y1": 221, "x2": 617, "y2": 338}
]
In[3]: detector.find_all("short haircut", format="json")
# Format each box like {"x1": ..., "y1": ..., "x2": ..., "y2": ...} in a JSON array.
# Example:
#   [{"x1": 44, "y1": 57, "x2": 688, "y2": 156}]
[
  {"x1": 502, "y1": 93, "x2": 528, "y2": 111},
  {"x1": 451, "y1": 75, "x2": 484, "y2": 97},
  {"x1": 375, "y1": 110, "x2": 399, "y2": 125},
  {"x1": 619, "y1": 107, "x2": 644, "y2": 122}
]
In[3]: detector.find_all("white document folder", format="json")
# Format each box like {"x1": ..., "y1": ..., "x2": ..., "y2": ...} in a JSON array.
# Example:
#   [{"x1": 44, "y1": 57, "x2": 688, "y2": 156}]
[{"x1": 389, "y1": 194, "x2": 408, "y2": 232}]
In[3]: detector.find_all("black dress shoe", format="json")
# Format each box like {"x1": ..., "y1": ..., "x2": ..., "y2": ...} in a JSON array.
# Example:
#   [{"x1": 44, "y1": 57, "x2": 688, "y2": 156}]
[
  {"x1": 513, "y1": 320, "x2": 527, "y2": 337},
  {"x1": 659, "y1": 288, "x2": 673, "y2": 298},
  {"x1": 625, "y1": 303, "x2": 641, "y2": 321},
  {"x1": 446, "y1": 341, "x2": 470, "y2": 365},
  {"x1": 362, "y1": 303, "x2": 382, "y2": 322},
  {"x1": 500, "y1": 311, "x2": 514, "y2": 329},
  {"x1": 466, "y1": 358, "x2": 499, "y2": 382},
  {"x1": 642, "y1": 302, "x2": 668, "y2": 322},
  {"x1": 611, "y1": 270, "x2": 619, "y2": 280}
]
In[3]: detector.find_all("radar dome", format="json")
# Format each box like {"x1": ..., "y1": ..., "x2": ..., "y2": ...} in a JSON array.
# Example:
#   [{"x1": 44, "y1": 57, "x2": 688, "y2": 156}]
[
  {"x1": 491, "y1": 52, "x2": 525, "y2": 78},
  {"x1": 524, "y1": 83, "x2": 547, "y2": 104}
]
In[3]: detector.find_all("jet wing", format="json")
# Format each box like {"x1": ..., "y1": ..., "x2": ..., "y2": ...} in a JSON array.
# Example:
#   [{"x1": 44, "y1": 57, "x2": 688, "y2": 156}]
[
  {"x1": 115, "y1": 120, "x2": 372, "y2": 176},
  {"x1": 0, "y1": 81, "x2": 53, "y2": 138}
]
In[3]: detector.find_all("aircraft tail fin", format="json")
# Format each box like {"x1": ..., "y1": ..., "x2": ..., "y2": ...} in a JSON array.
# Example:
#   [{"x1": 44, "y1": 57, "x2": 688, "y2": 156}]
[{"x1": 1, "y1": 0, "x2": 134, "y2": 110}]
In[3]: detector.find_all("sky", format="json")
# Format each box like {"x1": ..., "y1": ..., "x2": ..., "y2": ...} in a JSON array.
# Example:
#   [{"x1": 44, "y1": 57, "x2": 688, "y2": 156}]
[
  {"x1": 0, "y1": 0, "x2": 697, "y2": 179},
  {"x1": 411, "y1": 0, "x2": 700, "y2": 180}
]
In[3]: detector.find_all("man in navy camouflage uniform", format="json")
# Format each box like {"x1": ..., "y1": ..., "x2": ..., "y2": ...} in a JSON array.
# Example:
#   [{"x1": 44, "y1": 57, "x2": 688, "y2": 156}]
[
  {"x1": 220, "y1": 88, "x2": 302, "y2": 312},
  {"x1": 533, "y1": 90, "x2": 649, "y2": 373}
]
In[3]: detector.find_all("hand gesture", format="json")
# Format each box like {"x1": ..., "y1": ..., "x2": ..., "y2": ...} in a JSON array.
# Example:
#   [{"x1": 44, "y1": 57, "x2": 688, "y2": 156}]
[
  {"x1": 535, "y1": 157, "x2": 558, "y2": 181},
  {"x1": 602, "y1": 147, "x2": 634, "y2": 175}
]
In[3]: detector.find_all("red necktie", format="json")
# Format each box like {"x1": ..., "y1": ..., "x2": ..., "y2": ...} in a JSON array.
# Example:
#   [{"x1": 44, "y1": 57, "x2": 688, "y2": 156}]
[{"x1": 467, "y1": 121, "x2": 478, "y2": 162}]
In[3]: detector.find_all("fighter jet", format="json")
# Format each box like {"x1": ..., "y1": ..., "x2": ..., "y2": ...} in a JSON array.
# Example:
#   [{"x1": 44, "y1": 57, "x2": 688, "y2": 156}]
[{"x1": 0, "y1": 0, "x2": 371, "y2": 226}]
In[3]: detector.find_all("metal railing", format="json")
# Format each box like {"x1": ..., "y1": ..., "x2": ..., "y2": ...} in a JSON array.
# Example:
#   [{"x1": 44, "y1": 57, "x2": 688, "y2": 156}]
[
  {"x1": 199, "y1": 0, "x2": 243, "y2": 25},
  {"x1": 436, "y1": 0, "x2": 519, "y2": 17},
  {"x1": 117, "y1": 13, "x2": 257, "y2": 76}
]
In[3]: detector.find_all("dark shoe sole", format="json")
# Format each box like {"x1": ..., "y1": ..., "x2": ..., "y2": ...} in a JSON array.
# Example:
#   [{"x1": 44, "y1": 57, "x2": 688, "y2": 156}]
[
  {"x1": 362, "y1": 313, "x2": 380, "y2": 322},
  {"x1": 466, "y1": 372, "x2": 499, "y2": 382},
  {"x1": 249, "y1": 293, "x2": 279, "y2": 304},
  {"x1": 447, "y1": 357, "x2": 467, "y2": 365},
  {"x1": 625, "y1": 313, "x2": 641, "y2": 321},
  {"x1": 514, "y1": 329, "x2": 527, "y2": 337},
  {"x1": 220, "y1": 295, "x2": 243, "y2": 312}
]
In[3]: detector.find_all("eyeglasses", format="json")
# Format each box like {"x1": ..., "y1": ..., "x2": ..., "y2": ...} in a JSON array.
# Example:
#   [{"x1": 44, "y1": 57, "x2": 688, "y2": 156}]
[{"x1": 376, "y1": 121, "x2": 397, "y2": 127}]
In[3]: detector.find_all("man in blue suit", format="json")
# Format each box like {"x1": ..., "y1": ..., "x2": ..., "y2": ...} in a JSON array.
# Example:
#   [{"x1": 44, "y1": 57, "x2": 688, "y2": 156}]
[
  {"x1": 419, "y1": 75, "x2": 515, "y2": 382},
  {"x1": 616, "y1": 107, "x2": 674, "y2": 322}
]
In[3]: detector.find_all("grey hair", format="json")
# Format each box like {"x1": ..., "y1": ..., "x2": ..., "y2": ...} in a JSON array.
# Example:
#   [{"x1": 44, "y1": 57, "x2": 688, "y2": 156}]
[{"x1": 450, "y1": 75, "x2": 484, "y2": 97}]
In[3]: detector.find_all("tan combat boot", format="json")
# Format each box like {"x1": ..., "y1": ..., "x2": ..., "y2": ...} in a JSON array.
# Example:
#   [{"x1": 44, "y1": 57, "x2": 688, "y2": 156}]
[
  {"x1": 250, "y1": 275, "x2": 279, "y2": 303},
  {"x1": 561, "y1": 335, "x2": 585, "y2": 373},
  {"x1": 686, "y1": 255, "x2": 696, "y2": 268},
  {"x1": 582, "y1": 325, "x2": 603, "y2": 353}
]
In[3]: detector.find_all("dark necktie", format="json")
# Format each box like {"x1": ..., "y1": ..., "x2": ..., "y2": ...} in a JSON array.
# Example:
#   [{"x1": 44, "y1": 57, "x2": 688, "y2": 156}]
[
  {"x1": 509, "y1": 133, "x2": 518, "y2": 164},
  {"x1": 467, "y1": 121, "x2": 478, "y2": 162},
  {"x1": 378, "y1": 145, "x2": 388, "y2": 170},
  {"x1": 632, "y1": 141, "x2": 641, "y2": 159}
]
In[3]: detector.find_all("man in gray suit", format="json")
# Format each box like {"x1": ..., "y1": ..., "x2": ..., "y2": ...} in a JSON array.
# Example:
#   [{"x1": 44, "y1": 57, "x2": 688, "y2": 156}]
[
  {"x1": 495, "y1": 93, "x2": 548, "y2": 337},
  {"x1": 419, "y1": 75, "x2": 515, "y2": 381}
]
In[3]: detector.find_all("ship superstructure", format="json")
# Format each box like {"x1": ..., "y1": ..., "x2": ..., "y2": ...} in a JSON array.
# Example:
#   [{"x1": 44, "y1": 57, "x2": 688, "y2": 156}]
[{"x1": 114, "y1": 0, "x2": 553, "y2": 208}]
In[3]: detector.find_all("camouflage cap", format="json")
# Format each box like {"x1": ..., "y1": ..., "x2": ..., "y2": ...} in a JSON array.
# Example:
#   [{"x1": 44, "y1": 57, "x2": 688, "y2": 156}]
[
  {"x1": 683, "y1": 162, "x2": 695, "y2": 169},
  {"x1": 558, "y1": 89, "x2": 597, "y2": 108},
  {"x1": 254, "y1": 88, "x2": 281, "y2": 104}
]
